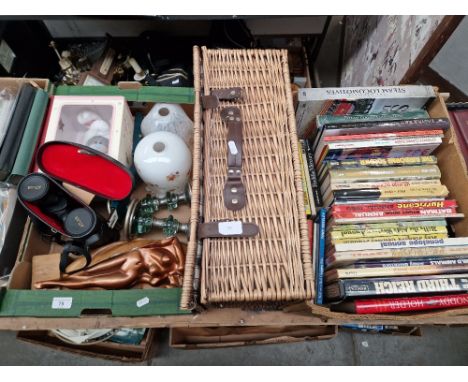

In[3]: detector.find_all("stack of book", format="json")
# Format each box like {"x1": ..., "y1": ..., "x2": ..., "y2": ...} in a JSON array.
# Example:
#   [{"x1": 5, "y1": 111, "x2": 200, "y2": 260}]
[{"x1": 298, "y1": 85, "x2": 468, "y2": 314}]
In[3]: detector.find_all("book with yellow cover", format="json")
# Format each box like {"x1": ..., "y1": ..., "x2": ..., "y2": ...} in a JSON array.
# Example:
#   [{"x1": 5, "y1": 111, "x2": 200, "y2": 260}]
[{"x1": 330, "y1": 225, "x2": 448, "y2": 240}]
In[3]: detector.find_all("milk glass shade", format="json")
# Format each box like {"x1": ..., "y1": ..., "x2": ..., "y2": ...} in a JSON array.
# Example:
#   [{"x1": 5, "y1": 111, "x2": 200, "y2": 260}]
[{"x1": 134, "y1": 131, "x2": 192, "y2": 198}]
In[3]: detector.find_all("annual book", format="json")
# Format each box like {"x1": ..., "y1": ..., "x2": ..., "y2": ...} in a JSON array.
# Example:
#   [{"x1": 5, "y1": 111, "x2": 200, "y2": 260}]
[{"x1": 325, "y1": 274, "x2": 468, "y2": 301}]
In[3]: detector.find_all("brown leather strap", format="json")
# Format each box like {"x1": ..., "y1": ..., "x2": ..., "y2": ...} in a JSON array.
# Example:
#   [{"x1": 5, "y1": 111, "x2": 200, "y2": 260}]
[
  {"x1": 197, "y1": 221, "x2": 260, "y2": 239},
  {"x1": 201, "y1": 87, "x2": 243, "y2": 109},
  {"x1": 221, "y1": 106, "x2": 246, "y2": 210}
]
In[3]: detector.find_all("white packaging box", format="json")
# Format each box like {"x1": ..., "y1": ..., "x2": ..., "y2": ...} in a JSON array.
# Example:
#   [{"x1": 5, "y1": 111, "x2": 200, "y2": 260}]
[{"x1": 44, "y1": 96, "x2": 134, "y2": 166}]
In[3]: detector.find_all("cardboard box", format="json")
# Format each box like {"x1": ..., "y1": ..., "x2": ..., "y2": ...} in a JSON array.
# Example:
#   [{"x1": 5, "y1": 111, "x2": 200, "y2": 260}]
[
  {"x1": 0, "y1": 84, "x2": 195, "y2": 319},
  {"x1": 17, "y1": 328, "x2": 156, "y2": 363},
  {"x1": 307, "y1": 91, "x2": 468, "y2": 323},
  {"x1": 170, "y1": 325, "x2": 337, "y2": 349}
]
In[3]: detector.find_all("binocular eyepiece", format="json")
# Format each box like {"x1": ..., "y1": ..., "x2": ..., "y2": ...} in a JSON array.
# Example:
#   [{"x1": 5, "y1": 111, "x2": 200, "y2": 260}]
[{"x1": 18, "y1": 173, "x2": 96, "y2": 237}]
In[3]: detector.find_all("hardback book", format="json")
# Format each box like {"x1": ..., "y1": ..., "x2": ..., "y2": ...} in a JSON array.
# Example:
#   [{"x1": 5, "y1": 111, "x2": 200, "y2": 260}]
[
  {"x1": 315, "y1": 136, "x2": 442, "y2": 167},
  {"x1": 312, "y1": 118, "x2": 449, "y2": 151},
  {"x1": 332, "y1": 185, "x2": 449, "y2": 203},
  {"x1": 296, "y1": 85, "x2": 436, "y2": 138},
  {"x1": 329, "y1": 164, "x2": 441, "y2": 182},
  {"x1": 326, "y1": 245, "x2": 468, "y2": 269},
  {"x1": 330, "y1": 225, "x2": 448, "y2": 241},
  {"x1": 330, "y1": 236, "x2": 468, "y2": 253},
  {"x1": 316, "y1": 110, "x2": 430, "y2": 128},
  {"x1": 326, "y1": 257, "x2": 468, "y2": 282},
  {"x1": 315, "y1": 208, "x2": 327, "y2": 304},
  {"x1": 298, "y1": 140, "x2": 313, "y2": 216},
  {"x1": 314, "y1": 129, "x2": 444, "y2": 161},
  {"x1": 325, "y1": 273, "x2": 468, "y2": 301},
  {"x1": 302, "y1": 139, "x2": 323, "y2": 207},
  {"x1": 329, "y1": 233, "x2": 448, "y2": 246},
  {"x1": 322, "y1": 179, "x2": 441, "y2": 194},
  {"x1": 301, "y1": 142, "x2": 316, "y2": 217},
  {"x1": 319, "y1": 156, "x2": 438, "y2": 178},
  {"x1": 330, "y1": 213, "x2": 464, "y2": 225},
  {"x1": 330, "y1": 200, "x2": 458, "y2": 220},
  {"x1": 328, "y1": 220, "x2": 447, "y2": 235},
  {"x1": 331, "y1": 293, "x2": 468, "y2": 314}
]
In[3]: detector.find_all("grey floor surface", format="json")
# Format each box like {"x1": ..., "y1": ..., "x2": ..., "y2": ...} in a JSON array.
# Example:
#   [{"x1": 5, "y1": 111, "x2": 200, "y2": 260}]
[{"x1": 1, "y1": 326, "x2": 467, "y2": 366}]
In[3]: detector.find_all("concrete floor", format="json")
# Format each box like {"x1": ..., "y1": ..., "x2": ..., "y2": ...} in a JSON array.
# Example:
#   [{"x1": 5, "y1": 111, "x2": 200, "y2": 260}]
[{"x1": 1, "y1": 326, "x2": 467, "y2": 365}]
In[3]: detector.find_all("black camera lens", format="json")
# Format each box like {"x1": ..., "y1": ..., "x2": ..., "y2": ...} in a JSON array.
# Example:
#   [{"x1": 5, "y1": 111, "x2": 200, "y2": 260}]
[
  {"x1": 18, "y1": 174, "x2": 50, "y2": 202},
  {"x1": 64, "y1": 208, "x2": 96, "y2": 237}
]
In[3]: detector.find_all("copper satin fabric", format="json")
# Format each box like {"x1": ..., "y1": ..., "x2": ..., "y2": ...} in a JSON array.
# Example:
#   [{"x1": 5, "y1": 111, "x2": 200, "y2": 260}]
[{"x1": 34, "y1": 237, "x2": 185, "y2": 290}]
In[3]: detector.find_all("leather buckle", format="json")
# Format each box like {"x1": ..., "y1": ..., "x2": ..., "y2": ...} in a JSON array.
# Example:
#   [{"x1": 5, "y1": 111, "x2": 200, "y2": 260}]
[
  {"x1": 201, "y1": 87, "x2": 243, "y2": 109},
  {"x1": 198, "y1": 221, "x2": 260, "y2": 239}
]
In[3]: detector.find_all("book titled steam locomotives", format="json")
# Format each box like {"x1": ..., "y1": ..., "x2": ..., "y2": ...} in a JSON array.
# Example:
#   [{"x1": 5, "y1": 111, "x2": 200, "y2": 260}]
[
  {"x1": 296, "y1": 85, "x2": 436, "y2": 138},
  {"x1": 325, "y1": 273, "x2": 468, "y2": 301}
]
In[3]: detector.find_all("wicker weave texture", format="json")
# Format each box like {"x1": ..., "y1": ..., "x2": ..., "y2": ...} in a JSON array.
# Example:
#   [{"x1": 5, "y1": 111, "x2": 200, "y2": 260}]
[{"x1": 199, "y1": 47, "x2": 313, "y2": 303}]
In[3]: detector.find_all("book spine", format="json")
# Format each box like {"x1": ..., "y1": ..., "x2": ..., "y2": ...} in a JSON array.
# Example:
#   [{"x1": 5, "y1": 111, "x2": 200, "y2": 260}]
[
  {"x1": 326, "y1": 246, "x2": 468, "y2": 268},
  {"x1": 330, "y1": 226, "x2": 448, "y2": 240},
  {"x1": 322, "y1": 145, "x2": 438, "y2": 163},
  {"x1": 298, "y1": 141, "x2": 312, "y2": 216},
  {"x1": 323, "y1": 118, "x2": 449, "y2": 132},
  {"x1": 352, "y1": 257, "x2": 468, "y2": 269},
  {"x1": 324, "y1": 129, "x2": 443, "y2": 142},
  {"x1": 332, "y1": 213, "x2": 464, "y2": 225},
  {"x1": 301, "y1": 146, "x2": 316, "y2": 217},
  {"x1": 332, "y1": 237, "x2": 468, "y2": 252},
  {"x1": 315, "y1": 208, "x2": 327, "y2": 304},
  {"x1": 333, "y1": 185, "x2": 449, "y2": 201},
  {"x1": 330, "y1": 165, "x2": 441, "y2": 181},
  {"x1": 330, "y1": 219, "x2": 447, "y2": 231},
  {"x1": 299, "y1": 86, "x2": 435, "y2": 101},
  {"x1": 303, "y1": 139, "x2": 323, "y2": 207},
  {"x1": 353, "y1": 294, "x2": 468, "y2": 314},
  {"x1": 330, "y1": 233, "x2": 448, "y2": 245},
  {"x1": 327, "y1": 136, "x2": 442, "y2": 150},
  {"x1": 327, "y1": 155, "x2": 438, "y2": 168},
  {"x1": 330, "y1": 179, "x2": 442, "y2": 191},
  {"x1": 332, "y1": 200, "x2": 457, "y2": 213},
  {"x1": 316, "y1": 110, "x2": 430, "y2": 126},
  {"x1": 329, "y1": 264, "x2": 468, "y2": 281}
]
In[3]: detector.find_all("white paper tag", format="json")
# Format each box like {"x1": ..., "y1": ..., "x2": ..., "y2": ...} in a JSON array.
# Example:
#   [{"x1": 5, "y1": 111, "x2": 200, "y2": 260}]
[
  {"x1": 52, "y1": 297, "x2": 73, "y2": 310},
  {"x1": 218, "y1": 221, "x2": 243, "y2": 235},
  {"x1": 108, "y1": 209, "x2": 119, "y2": 229},
  {"x1": 136, "y1": 297, "x2": 150, "y2": 308},
  {"x1": 228, "y1": 140, "x2": 238, "y2": 155}
]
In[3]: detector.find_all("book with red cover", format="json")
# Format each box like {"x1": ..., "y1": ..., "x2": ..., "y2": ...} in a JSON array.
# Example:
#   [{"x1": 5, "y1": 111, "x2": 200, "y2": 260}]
[
  {"x1": 331, "y1": 200, "x2": 457, "y2": 215},
  {"x1": 332, "y1": 293, "x2": 468, "y2": 314},
  {"x1": 323, "y1": 129, "x2": 444, "y2": 142},
  {"x1": 447, "y1": 106, "x2": 468, "y2": 168}
]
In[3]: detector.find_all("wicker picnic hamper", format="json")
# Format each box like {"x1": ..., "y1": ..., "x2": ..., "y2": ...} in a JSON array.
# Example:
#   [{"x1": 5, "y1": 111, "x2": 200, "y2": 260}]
[{"x1": 180, "y1": 46, "x2": 314, "y2": 308}]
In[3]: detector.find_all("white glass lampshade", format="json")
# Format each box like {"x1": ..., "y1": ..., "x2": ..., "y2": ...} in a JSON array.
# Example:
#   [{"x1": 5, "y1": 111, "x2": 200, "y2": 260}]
[{"x1": 134, "y1": 131, "x2": 192, "y2": 198}]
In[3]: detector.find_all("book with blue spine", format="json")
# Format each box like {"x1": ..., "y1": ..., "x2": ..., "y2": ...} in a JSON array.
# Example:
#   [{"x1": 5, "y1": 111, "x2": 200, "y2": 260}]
[{"x1": 315, "y1": 208, "x2": 327, "y2": 304}]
